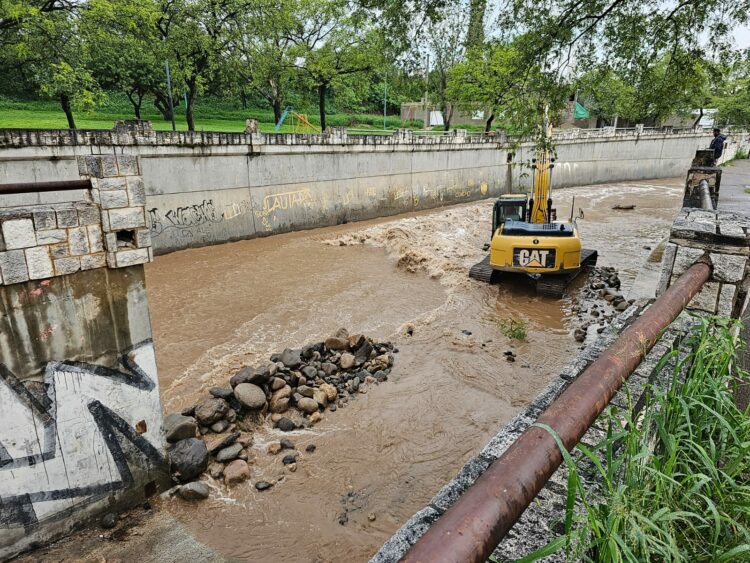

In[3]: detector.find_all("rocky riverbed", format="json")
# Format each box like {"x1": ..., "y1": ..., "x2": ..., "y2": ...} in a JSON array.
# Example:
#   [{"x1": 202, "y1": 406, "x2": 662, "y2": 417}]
[
  {"x1": 164, "y1": 328, "x2": 395, "y2": 498},
  {"x1": 569, "y1": 266, "x2": 634, "y2": 342}
]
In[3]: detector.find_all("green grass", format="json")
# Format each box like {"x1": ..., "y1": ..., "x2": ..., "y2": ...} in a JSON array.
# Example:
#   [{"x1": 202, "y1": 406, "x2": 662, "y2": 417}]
[
  {"x1": 744, "y1": 187, "x2": 750, "y2": 194},
  {"x1": 0, "y1": 96, "x2": 423, "y2": 133},
  {"x1": 497, "y1": 318, "x2": 528, "y2": 340},
  {"x1": 532, "y1": 316, "x2": 750, "y2": 562}
]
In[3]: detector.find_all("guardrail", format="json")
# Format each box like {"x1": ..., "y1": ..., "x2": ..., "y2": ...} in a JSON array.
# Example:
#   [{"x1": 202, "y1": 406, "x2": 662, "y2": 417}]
[{"x1": 401, "y1": 259, "x2": 712, "y2": 563}]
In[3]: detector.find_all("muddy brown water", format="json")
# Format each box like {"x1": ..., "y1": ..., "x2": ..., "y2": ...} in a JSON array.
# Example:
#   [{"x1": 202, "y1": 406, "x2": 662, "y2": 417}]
[{"x1": 142, "y1": 179, "x2": 683, "y2": 562}]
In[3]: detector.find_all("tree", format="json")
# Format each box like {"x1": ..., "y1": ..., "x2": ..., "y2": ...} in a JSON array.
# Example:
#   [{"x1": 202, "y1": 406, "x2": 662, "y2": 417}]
[
  {"x1": 447, "y1": 38, "x2": 566, "y2": 134},
  {"x1": 231, "y1": 0, "x2": 298, "y2": 124},
  {"x1": 714, "y1": 52, "x2": 750, "y2": 127},
  {"x1": 157, "y1": 0, "x2": 250, "y2": 131},
  {"x1": 84, "y1": 0, "x2": 166, "y2": 119},
  {"x1": 464, "y1": 0, "x2": 486, "y2": 52},
  {"x1": 426, "y1": 3, "x2": 466, "y2": 130},
  {"x1": 0, "y1": 0, "x2": 73, "y2": 33},
  {"x1": 292, "y1": 0, "x2": 378, "y2": 130},
  {"x1": 2, "y1": 2, "x2": 103, "y2": 128},
  {"x1": 495, "y1": 0, "x2": 749, "y2": 86}
]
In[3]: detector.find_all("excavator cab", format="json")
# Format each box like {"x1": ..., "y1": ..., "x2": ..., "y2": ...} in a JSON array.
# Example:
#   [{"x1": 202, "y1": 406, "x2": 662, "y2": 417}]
[{"x1": 492, "y1": 195, "x2": 528, "y2": 237}]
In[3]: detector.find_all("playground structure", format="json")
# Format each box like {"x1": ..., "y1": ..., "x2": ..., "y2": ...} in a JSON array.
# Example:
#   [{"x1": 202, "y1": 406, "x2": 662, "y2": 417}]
[{"x1": 275, "y1": 106, "x2": 321, "y2": 133}]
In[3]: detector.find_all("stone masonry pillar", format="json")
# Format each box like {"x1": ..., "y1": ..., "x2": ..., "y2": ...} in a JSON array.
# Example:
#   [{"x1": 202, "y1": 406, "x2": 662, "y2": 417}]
[{"x1": 0, "y1": 155, "x2": 169, "y2": 560}]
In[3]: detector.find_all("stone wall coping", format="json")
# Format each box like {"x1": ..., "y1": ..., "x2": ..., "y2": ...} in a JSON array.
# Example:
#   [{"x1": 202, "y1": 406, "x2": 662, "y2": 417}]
[{"x1": 0, "y1": 125, "x2": 714, "y2": 150}]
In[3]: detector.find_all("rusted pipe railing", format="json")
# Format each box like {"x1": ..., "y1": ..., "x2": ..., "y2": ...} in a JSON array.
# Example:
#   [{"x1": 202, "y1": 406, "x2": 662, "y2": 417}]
[
  {"x1": 402, "y1": 260, "x2": 712, "y2": 563},
  {"x1": 698, "y1": 179, "x2": 714, "y2": 210},
  {"x1": 0, "y1": 179, "x2": 91, "y2": 196}
]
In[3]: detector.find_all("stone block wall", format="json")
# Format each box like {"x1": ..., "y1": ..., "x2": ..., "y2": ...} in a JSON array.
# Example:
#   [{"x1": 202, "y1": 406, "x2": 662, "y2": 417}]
[
  {"x1": 0, "y1": 155, "x2": 153, "y2": 290},
  {"x1": 657, "y1": 209, "x2": 750, "y2": 317},
  {"x1": 0, "y1": 155, "x2": 167, "y2": 560}
]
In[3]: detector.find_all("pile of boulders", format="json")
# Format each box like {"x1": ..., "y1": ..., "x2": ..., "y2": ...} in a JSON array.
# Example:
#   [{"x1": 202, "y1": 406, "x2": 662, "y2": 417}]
[
  {"x1": 570, "y1": 267, "x2": 634, "y2": 342},
  {"x1": 164, "y1": 328, "x2": 395, "y2": 499}
]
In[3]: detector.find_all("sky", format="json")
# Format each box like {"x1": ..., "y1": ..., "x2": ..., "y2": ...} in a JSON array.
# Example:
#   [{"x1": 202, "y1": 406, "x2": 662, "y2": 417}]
[{"x1": 735, "y1": 25, "x2": 750, "y2": 49}]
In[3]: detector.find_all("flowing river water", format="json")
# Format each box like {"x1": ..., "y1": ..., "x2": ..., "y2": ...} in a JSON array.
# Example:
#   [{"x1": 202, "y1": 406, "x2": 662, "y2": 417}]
[{"x1": 135, "y1": 179, "x2": 683, "y2": 562}]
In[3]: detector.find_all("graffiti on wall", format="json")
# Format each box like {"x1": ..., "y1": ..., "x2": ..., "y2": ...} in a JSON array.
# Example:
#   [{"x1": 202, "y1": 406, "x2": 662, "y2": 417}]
[
  {"x1": 0, "y1": 340, "x2": 165, "y2": 531},
  {"x1": 149, "y1": 199, "x2": 255, "y2": 242},
  {"x1": 149, "y1": 199, "x2": 223, "y2": 237},
  {"x1": 255, "y1": 188, "x2": 315, "y2": 232}
]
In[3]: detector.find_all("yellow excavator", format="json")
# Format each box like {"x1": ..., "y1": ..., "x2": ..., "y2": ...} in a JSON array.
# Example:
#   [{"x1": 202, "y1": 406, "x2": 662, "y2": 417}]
[{"x1": 469, "y1": 116, "x2": 597, "y2": 297}]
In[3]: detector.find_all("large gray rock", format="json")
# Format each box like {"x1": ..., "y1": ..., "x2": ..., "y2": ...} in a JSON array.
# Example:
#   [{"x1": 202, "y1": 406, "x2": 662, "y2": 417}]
[
  {"x1": 234, "y1": 383, "x2": 267, "y2": 410},
  {"x1": 169, "y1": 438, "x2": 208, "y2": 483},
  {"x1": 297, "y1": 397, "x2": 320, "y2": 414},
  {"x1": 215, "y1": 442, "x2": 244, "y2": 462},
  {"x1": 279, "y1": 348, "x2": 302, "y2": 368},
  {"x1": 321, "y1": 362, "x2": 338, "y2": 375},
  {"x1": 163, "y1": 413, "x2": 197, "y2": 443},
  {"x1": 178, "y1": 481, "x2": 210, "y2": 500},
  {"x1": 194, "y1": 398, "x2": 229, "y2": 425},
  {"x1": 230, "y1": 366, "x2": 267, "y2": 387}
]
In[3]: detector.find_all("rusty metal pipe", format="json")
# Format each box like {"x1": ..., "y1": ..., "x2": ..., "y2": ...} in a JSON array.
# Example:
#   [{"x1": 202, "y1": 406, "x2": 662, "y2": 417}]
[
  {"x1": 698, "y1": 179, "x2": 714, "y2": 210},
  {"x1": 402, "y1": 260, "x2": 712, "y2": 563},
  {"x1": 0, "y1": 180, "x2": 91, "y2": 195}
]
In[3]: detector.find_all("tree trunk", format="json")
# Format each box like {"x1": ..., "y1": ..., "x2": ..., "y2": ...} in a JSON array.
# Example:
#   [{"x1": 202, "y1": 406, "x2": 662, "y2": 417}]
[
  {"x1": 445, "y1": 104, "x2": 453, "y2": 131},
  {"x1": 273, "y1": 96, "x2": 282, "y2": 125},
  {"x1": 318, "y1": 83, "x2": 327, "y2": 131},
  {"x1": 693, "y1": 108, "x2": 704, "y2": 128},
  {"x1": 485, "y1": 112, "x2": 495, "y2": 133},
  {"x1": 127, "y1": 89, "x2": 143, "y2": 119},
  {"x1": 186, "y1": 77, "x2": 197, "y2": 131},
  {"x1": 60, "y1": 94, "x2": 76, "y2": 129},
  {"x1": 153, "y1": 93, "x2": 173, "y2": 121}
]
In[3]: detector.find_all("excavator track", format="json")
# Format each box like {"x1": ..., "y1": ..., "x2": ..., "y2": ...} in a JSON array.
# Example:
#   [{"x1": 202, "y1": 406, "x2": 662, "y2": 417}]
[
  {"x1": 469, "y1": 255, "x2": 498, "y2": 283},
  {"x1": 469, "y1": 249, "x2": 598, "y2": 296},
  {"x1": 535, "y1": 249, "x2": 598, "y2": 298}
]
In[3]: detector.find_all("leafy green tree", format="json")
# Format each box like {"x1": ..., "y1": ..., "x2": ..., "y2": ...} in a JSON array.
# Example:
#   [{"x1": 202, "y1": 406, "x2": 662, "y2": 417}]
[
  {"x1": 464, "y1": 0, "x2": 486, "y2": 52},
  {"x1": 0, "y1": 0, "x2": 73, "y2": 33},
  {"x1": 426, "y1": 2, "x2": 466, "y2": 130},
  {"x1": 447, "y1": 38, "x2": 566, "y2": 134},
  {"x1": 157, "y1": 0, "x2": 250, "y2": 131},
  {"x1": 84, "y1": 0, "x2": 166, "y2": 119},
  {"x1": 231, "y1": 0, "x2": 298, "y2": 123},
  {"x1": 714, "y1": 52, "x2": 750, "y2": 127},
  {"x1": 2, "y1": 2, "x2": 103, "y2": 128},
  {"x1": 292, "y1": 0, "x2": 379, "y2": 130}
]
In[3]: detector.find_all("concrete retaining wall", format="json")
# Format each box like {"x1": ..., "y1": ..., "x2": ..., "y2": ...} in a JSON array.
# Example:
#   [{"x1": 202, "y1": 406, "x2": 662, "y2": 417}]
[
  {"x1": 1, "y1": 125, "x2": 741, "y2": 255},
  {"x1": 0, "y1": 155, "x2": 168, "y2": 561}
]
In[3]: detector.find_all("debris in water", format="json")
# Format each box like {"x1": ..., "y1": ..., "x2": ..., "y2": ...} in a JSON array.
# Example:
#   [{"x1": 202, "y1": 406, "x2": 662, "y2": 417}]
[{"x1": 612, "y1": 204, "x2": 636, "y2": 210}]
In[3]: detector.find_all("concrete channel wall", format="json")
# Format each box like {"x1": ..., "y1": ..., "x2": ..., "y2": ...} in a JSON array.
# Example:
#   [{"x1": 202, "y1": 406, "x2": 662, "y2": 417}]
[
  {"x1": 0, "y1": 124, "x2": 736, "y2": 255},
  {"x1": 372, "y1": 165, "x2": 750, "y2": 562},
  {"x1": 0, "y1": 155, "x2": 169, "y2": 561}
]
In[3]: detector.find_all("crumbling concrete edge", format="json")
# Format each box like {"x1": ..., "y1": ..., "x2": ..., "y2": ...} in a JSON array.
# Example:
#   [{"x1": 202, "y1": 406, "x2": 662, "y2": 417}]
[{"x1": 370, "y1": 301, "x2": 691, "y2": 563}]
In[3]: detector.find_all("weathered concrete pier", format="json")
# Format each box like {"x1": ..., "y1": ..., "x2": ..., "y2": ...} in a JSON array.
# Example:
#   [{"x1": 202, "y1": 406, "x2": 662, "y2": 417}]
[{"x1": 0, "y1": 155, "x2": 168, "y2": 560}]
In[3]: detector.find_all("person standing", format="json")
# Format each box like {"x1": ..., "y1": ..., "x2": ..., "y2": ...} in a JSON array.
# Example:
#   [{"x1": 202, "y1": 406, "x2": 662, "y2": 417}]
[{"x1": 710, "y1": 128, "x2": 727, "y2": 164}]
